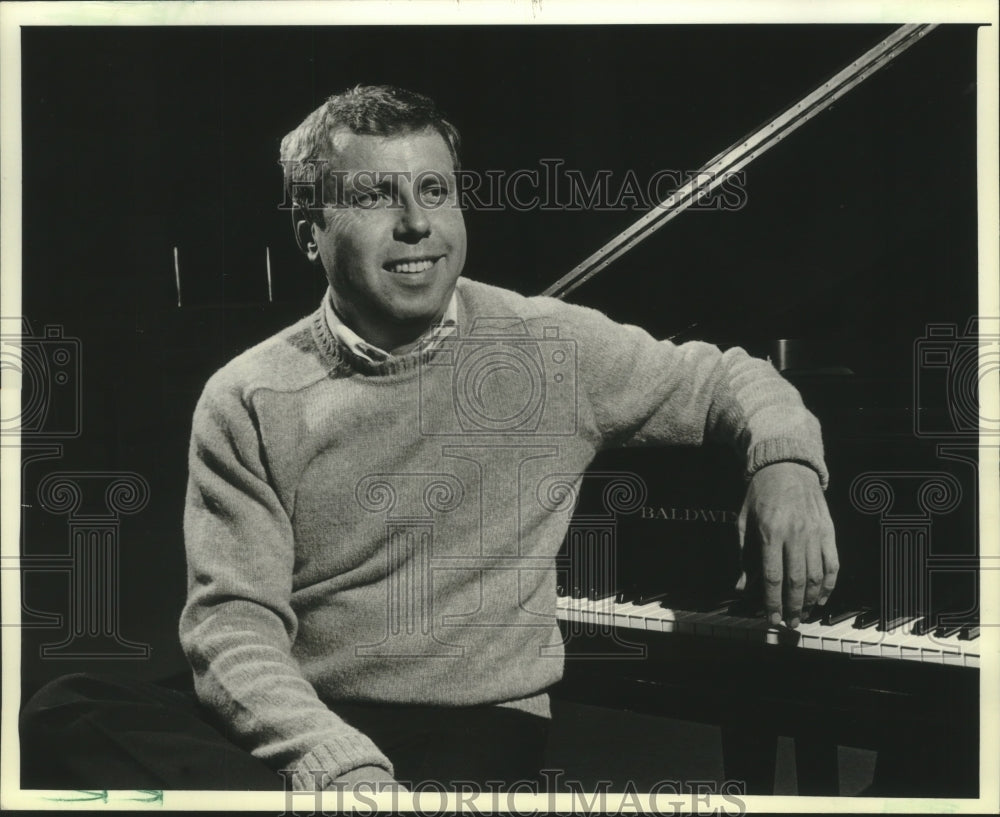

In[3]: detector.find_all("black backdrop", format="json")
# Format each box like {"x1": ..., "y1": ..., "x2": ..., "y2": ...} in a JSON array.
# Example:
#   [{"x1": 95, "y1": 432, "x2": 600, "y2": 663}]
[{"x1": 18, "y1": 25, "x2": 980, "y2": 694}]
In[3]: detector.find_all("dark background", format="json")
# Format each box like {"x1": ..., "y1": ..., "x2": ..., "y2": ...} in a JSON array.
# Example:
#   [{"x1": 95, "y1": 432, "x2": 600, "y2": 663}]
[{"x1": 17, "y1": 23, "x2": 980, "y2": 715}]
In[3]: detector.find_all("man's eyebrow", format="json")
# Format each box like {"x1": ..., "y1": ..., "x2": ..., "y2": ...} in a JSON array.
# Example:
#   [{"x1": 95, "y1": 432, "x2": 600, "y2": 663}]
[
  {"x1": 416, "y1": 172, "x2": 452, "y2": 189},
  {"x1": 344, "y1": 171, "x2": 407, "y2": 190}
]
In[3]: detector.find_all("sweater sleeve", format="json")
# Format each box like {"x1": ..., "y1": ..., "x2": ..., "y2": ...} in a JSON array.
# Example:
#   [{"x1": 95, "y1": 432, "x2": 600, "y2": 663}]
[
  {"x1": 178, "y1": 377, "x2": 394, "y2": 789},
  {"x1": 567, "y1": 304, "x2": 828, "y2": 487}
]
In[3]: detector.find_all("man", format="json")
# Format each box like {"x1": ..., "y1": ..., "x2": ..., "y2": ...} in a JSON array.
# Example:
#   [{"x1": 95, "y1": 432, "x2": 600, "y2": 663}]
[
  {"x1": 180, "y1": 83, "x2": 837, "y2": 789},
  {"x1": 22, "y1": 84, "x2": 837, "y2": 793}
]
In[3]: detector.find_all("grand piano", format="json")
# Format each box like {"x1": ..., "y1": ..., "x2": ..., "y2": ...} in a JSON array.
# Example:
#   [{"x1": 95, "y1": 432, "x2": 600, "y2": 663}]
[{"x1": 544, "y1": 24, "x2": 985, "y2": 798}]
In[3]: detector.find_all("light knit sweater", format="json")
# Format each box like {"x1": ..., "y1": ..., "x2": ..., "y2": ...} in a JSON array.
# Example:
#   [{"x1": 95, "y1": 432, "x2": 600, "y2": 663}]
[{"x1": 179, "y1": 277, "x2": 827, "y2": 789}]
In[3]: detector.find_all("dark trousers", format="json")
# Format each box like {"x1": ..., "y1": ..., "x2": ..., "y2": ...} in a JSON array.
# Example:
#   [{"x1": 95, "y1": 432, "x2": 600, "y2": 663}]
[{"x1": 20, "y1": 673, "x2": 550, "y2": 791}]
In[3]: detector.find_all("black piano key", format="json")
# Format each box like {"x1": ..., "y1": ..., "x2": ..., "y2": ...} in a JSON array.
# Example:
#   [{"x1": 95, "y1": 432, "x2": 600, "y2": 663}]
[
  {"x1": 589, "y1": 586, "x2": 618, "y2": 602},
  {"x1": 651, "y1": 590, "x2": 703, "y2": 612},
  {"x1": 853, "y1": 610, "x2": 880, "y2": 629},
  {"x1": 910, "y1": 617, "x2": 935, "y2": 635},
  {"x1": 934, "y1": 624, "x2": 963, "y2": 638},
  {"x1": 570, "y1": 585, "x2": 585, "y2": 599},
  {"x1": 876, "y1": 613, "x2": 913, "y2": 632},
  {"x1": 804, "y1": 606, "x2": 826, "y2": 624},
  {"x1": 556, "y1": 584, "x2": 567, "y2": 597},
  {"x1": 822, "y1": 607, "x2": 863, "y2": 626},
  {"x1": 958, "y1": 624, "x2": 980, "y2": 641},
  {"x1": 636, "y1": 591, "x2": 669, "y2": 605},
  {"x1": 615, "y1": 588, "x2": 640, "y2": 604}
]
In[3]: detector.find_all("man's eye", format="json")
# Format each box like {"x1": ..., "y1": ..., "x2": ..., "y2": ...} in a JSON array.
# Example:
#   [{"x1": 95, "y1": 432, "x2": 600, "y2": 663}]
[
  {"x1": 421, "y1": 186, "x2": 449, "y2": 204},
  {"x1": 351, "y1": 190, "x2": 389, "y2": 208}
]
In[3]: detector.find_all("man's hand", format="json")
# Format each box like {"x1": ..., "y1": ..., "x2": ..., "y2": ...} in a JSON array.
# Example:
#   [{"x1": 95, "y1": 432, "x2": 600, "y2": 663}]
[{"x1": 737, "y1": 462, "x2": 839, "y2": 629}]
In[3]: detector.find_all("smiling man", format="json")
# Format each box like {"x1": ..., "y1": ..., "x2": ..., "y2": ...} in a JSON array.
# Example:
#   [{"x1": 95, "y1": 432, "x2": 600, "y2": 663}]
[
  {"x1": 173, "y1": 84, "x2": 838, "y2": 792},
  {"x1": 297, "y1": 125, "x2": 467, "y2": 355},
  {"x1": 21, "y1": 85, "x2": 837, "y2": 795}
]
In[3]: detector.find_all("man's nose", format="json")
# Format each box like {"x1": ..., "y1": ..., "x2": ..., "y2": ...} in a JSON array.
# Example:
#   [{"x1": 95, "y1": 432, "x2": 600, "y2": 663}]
[{"x1": 393, "y1": 193, "x2": 431, "y2": 242}]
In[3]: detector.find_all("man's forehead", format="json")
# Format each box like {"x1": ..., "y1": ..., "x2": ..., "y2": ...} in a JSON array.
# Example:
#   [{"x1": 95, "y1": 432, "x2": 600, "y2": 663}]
[{"x1": 322, "y1": 127, "x2": 454, "y2": 172}]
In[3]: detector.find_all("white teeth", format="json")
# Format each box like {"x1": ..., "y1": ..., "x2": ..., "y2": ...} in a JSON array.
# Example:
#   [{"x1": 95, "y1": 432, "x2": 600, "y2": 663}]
[{"x1": 390, "y1": 259, "x2": 435, "y2": 274}]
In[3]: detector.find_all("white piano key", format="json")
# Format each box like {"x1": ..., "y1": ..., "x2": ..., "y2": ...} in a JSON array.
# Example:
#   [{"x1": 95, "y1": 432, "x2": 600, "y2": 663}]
[
  {"x1": 674, "y1": 609, "x2": 713, "y2": 635},
  {"x1": 554, "y1": 601, "x2": 980, "y2": 670},
  {"x1": 684, "y1": 604, "x2": 733, "y2": 637},
  {"x1": 586, "y1": 600, "x2": 623, "y2": 626},
  {"x1": 818, "y1": 619, "x2": 860, "y2": 653},
  {"x1": 893, "y1": 621, "x2": 938, "y2": 662},
  {"x1": 586, "y1": 597, "x2": 617, "y2": 618},
  {"x1": 879, "y1": 641, "x2": 902, "y2": 659},
  {"x1": 897, "y1": 627, "x2": 927, "y2": 662},
  {"x1": 675, "y1": 608, "x2": 718, "y2": 635},
  {"x1": 849, "y1": 640, "x2": 884, "y2": 659},
  {"x1": 794, "y1": 618, "x2": 826, "y2": 651},
  {"x1": 719, "y1": 616, "x2": 757, "y2": 640},
  {"x1": 941, "y1": 647, "x2": 965, "y2": 667},
  {"x1": 839, "y1": 632, "x2": 861, "y2": 657},
  {"x1": 613, "y1": 608, "x2": 634, "y2": 627},
  {"x1": 853, "y1": 623, "x2": 884, "y2": 652},
  {"x1": 702, "y1": 612, "x2": 747, "y2": 639},
  {"x1": 644, "y1": 605, "x2": 677, "y2": 633},
  {"x1": 627, "y1": 601, "x2": 667, "y2": 629},
  {"x1": 736, "y1": 617, "x2": 775, "y2": 644}
]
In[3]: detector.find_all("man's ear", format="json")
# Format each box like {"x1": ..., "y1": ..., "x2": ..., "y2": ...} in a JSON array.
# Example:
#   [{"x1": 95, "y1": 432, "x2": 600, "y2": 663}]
[{"x1": 292, "y1": 205, "x2": 321, "y2": 264}]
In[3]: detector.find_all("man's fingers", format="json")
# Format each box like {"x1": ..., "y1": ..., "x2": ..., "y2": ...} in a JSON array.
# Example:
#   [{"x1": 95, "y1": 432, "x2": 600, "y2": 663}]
[
  {"x1": 762, "y1": 537, "x2": 784, "y2": 627},
  {"x1": 782, "y1": 536, "x2": 806, "y2": 628},
  {"x1": 802, "y1": 535, "x2": 825, "y2": 616},
  {"x1": 818, "y1": 524, "x2": 840, "y2": 606},
  {"x1": 745, "y1": 463, "x2": 839, "y2": 629}
]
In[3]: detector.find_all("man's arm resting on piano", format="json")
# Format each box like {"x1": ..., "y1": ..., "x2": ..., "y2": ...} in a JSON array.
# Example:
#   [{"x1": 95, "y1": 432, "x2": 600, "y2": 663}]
[{"x1": 564, "y1": 301, "x2": 838, "y2": 629}]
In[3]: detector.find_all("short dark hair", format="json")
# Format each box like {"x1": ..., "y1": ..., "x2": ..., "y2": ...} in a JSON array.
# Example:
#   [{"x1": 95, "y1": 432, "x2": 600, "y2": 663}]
[{"x1": 280, "y1": 84, "x2": 461, "y2": 211}]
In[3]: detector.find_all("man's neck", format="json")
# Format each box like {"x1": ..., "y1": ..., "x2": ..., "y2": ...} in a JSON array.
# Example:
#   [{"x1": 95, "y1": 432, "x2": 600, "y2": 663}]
[
  {"x1": 326, "y1": 290, "x2": 455, "y2": 358},
  {"x1": 353, "y1": 315, "x2": 439, "y2": 356}
]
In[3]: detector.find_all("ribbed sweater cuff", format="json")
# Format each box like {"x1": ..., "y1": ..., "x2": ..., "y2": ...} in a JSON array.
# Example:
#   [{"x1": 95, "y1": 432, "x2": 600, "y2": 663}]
[
  {"x1": 288, "y1": 736, "x2": 395, "y2": 790},
  {"x1": 745, "y1": 438, "x2": 829, "y2": 490}
]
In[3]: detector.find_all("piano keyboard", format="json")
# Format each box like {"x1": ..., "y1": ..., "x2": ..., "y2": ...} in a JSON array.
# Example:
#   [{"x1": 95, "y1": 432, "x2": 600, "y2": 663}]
[{"x1": 555, "y1": 594, "x2": 980, "y2": 668}]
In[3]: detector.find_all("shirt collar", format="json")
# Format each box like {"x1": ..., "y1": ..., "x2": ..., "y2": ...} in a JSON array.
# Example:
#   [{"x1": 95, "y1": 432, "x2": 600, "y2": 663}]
[{"x1": 323, "y1": 288, "x2": 458, "y2": 363}]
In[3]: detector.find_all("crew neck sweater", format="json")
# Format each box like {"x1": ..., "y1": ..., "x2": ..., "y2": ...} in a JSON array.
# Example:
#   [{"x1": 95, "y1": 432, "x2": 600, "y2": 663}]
[
  {"x1": 322, "y1": 287, "x2": 458, "y2": 361},
  {"x1": 179, "y1": 277, "x2": 827, "y2": 790}
]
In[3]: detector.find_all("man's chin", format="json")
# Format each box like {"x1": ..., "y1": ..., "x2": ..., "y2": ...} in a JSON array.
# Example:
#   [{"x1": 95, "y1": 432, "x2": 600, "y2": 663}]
[
  {"x1": 388, "y1": 309, "x2": 446, "y2": 332},
  {"x1": 384, "y1": 291, "x2": 454, "y2": 324}
]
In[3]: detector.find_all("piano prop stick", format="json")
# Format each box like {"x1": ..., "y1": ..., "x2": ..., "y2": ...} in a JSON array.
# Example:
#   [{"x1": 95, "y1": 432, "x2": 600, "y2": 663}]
[{"x1": 541, "y1": 24, "x2": 937, "y2": 302}]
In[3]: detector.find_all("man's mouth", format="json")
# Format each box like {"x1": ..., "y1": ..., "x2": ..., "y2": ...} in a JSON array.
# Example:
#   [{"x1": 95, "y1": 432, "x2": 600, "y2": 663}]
[{"x1": 385, "y1": 257, "x2": 440, "y2": 274}]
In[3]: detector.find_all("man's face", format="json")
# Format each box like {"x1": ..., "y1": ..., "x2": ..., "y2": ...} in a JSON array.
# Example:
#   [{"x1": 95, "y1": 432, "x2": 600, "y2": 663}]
[{"x1": 308, "y1": 128, "x2": 467, "y2": 351}]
